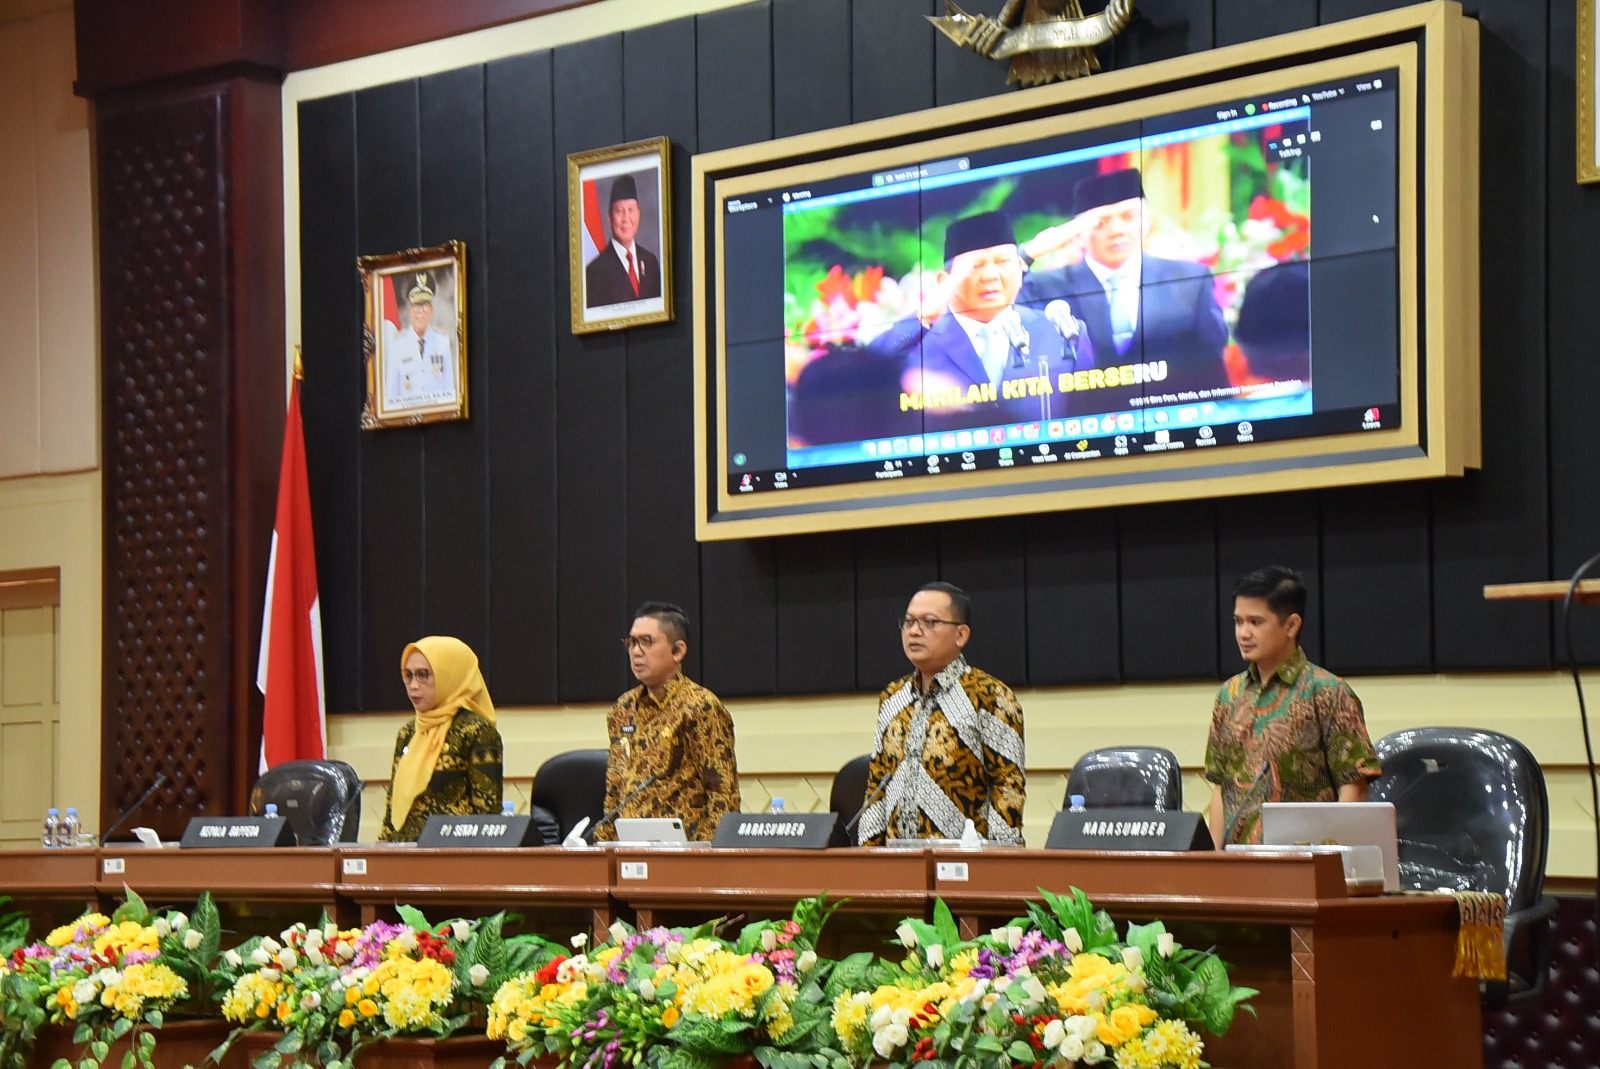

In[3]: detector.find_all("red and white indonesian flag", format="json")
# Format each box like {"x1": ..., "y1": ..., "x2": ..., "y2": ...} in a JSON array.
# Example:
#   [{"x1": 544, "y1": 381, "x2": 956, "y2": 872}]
[
  {"x1": 257, "y1": 374, "x2": 326, "y2": 772},
  {"x1": 581, "y1": 178, "x2": 607, "y2": 263}
]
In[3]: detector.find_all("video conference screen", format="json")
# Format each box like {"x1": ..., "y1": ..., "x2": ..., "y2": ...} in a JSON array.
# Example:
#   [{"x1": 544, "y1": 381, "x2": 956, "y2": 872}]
[{"x1": 716, "y1": 67, "x2": 1401, "y2": 498}]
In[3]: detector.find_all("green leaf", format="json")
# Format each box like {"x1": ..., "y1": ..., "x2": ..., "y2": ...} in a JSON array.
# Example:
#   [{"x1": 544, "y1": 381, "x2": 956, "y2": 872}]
[
  {"x1": 1005, "y1": 1041, "x2": 1036, "y2": 1063},
  {"x1": 112, "y1": 887, "x2": 148, "y2": 926},
  {"x1": 142, "y1": 1010, "x2": 162, "y2": 1030},
  {"x1": 252, "y1": 1049, "x2": 281, "y2": 1069},
  {"x1": 276, "y1": 1033, "x2": 304, "y2": 1056},
  {"x1": 120, "y1": 1053, "x2": 135, "y2": 1069},
  {"x1": 396, "y1": 905, "x2": 433, "y2": 932},
  {"x1": 191, "y1": 891, "x2": 222, "y2": 964},
  {"x1": 930, "y1": 899, "x2": 960, "y2": 950},
  {"x1": 136, "y1": 1032, "x2": 155, "y2": 1054},
  {"x1": 49, "y1": 1059, "x2": 71, "y2": 1069},
  {"x1": 90, "y1": 1043, "x2": 109, "y2": 1062},
  {"x1": 73, "y1": 1025, "x2": 92, "y2": 1045}
]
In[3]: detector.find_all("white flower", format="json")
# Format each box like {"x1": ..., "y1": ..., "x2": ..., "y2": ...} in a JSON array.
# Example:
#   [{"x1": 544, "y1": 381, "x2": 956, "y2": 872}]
[
  {"x1": 992, "y1": 975, "x2": 1012, "y2": 993},
  {"x1": 760, "y1": 929, "x2": 778, "y2": 952},
  {"x1": 556, "y1": 959, "x2": 579, "y2": 984},
  {"x1": 170, "y1": 912, "x2": 188, "y2": 932},
  {"x1": 73, "y1": 979, "x2": 98, "y2": 1004},
  {"x1": 1005, "y1": 926, "x2": 1024, "y2": 951},
  {"x1": 891, "y1": 1007, "x2": 912, "y2": 1029},
  {"x1": 277, "y1": 948, "x2": 298, "y2": 970},
  {"x1": 1058, "y1": 1034, "x2": 1084, "y2": 1061},
  {"x1": 183, "y1": 928, "x2": 204, "y2": 951},
  {"x1": 396, "y1": 931, "x2": 418, "y2": 953},
  {"x1": 664, "y1": 941, "x2": 683, "y2": 963},
  {"x1": 469, "y1": 964, "x2": 490, "y2": 987},
  {"x1": 451, "y1": 920, "x2": 470, "y2": 942},
  {"x1": 1041, "y1": 1019, "x2": 1066, "y2": 1051},
  {"x1": 335, "y1": 941, "x2": 356, "y2": 960},
  {"x1": 1157, "y1": 932, "x2": 1175, "y2": 958},
  {"x1": 306, "y1": 946, "x2": 326, "y2": 967},
  {"x1": 324, "y1": 923, "x2": 338, "y2": 942},
  {"x1": 895, "y1": 923, "x2": 918, "y2": 948},
  {"x1": 1084, "y1": 1041, "x2": 1106, "y2": 1062},
  {"x1": 303, "y1": 928, "x2": 324, "y2": 949},
  {"x1": 259, "y1": 968, "x2": 282, "y2": 982},
  {"x1": 250, "y1": 947, "x2": 273, "y2": 966},
  {"x1": 1086, "y1": 990, "x2": 1106, "y2": 1012},
  {"x1": 608, "y1": 921, "x2": 629, "y2": 944},
  {"x1": 1128, "y1": 974, "x2": 1147, "y2": 995},
  {"x1": 1063, "y1": 928, "x2": 1084, "y2": 954},
  {"x1": 796, "y1": 950, "x2": 817, "y2": 973},
  {"x1": 1018, "y1": 976, "x2": 1046, "y2": 1007},
  {"x1": 301, "y1": 991, "x2": 321, "y2": 1011},
  {"x1": 989, "y1": 926, "x2": 1010, "y2": 943},
  {"x1": 872, "y1": 1022, "x2": 908, "y2": 1058},
  {"x1": 870, "y1": 1005, "x2": 893, "y2": 1031},
  {"x1": 1068, "y1": 1015, "x2": 1099, "y2": 1042},
  {"x1": 223, "y1": 949, "x2": 242, "y2": 968},
  {"x1": 638, "y1": 979, "x2": 656, "y2": 1002},
  {"x1": 925, "y1": 944, "x2": 944, "y2": 969},
  {"x1": 261, "y1": 937, "x2": 282, "y2": 955},
  {"x1": 153, "y1": 918, "x2": 171, "y2": 939},
  {"x1": 348, "y1": 966, "x2": 371, "y2": 981},
  {"x1": 1121, "y1": 946, "x2": 1144, "y2": 971},
  {"x1": 571, "y1": 932, "x2": 589, "y2": 949}
]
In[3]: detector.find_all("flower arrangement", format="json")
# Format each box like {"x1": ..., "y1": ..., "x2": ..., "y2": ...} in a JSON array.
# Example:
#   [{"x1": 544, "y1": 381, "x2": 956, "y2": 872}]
[
  {"x1": 489, "y1": 896, "x2": 860, "y2": 1069},
  {"x1": 215, "y1": 907, "x2": 559, "y2": 1069},
  {"x1": 0, "y1": 890, "x2": 224, "y2": 1069},
  {"x1": 829, "y1": 889, "x2": 1255, "y2": 1069}
]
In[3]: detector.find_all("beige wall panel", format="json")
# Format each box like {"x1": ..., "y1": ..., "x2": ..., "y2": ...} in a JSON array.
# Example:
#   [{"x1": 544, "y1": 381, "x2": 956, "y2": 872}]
[
  {"x1": 1, "y1": 605, "x2": 53, "y2": 706},
  {"x1": 31, "y1": 6, "x2": 95, "y2": 473},
  {"x1": 0, "y1": 20, "x2": 41, "y2": 477},
  {"x1": 0, "y1": 720, "x2": 49, "y2": 844}
]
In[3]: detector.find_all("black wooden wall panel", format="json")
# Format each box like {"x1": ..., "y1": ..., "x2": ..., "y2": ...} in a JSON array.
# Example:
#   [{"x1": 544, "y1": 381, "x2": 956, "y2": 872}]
[
  {"x1": 484, "y1": 51, "x2": 561, "y2": 702},
  {"x1": 354, "y1": 82, "x2": 426, "y2": 707},
  {"x1": 552, "y1": 35, "x2": 631, "y2": 703},
  {"x1": 296, "y1": 0, "x2": 1591, "y2": 712},
  {"x1": 297, "y1": 95, "x2": 362, "y2": 714},
  {"x1": 418, "y1": 67, "x2": 492, "y2": 656}
]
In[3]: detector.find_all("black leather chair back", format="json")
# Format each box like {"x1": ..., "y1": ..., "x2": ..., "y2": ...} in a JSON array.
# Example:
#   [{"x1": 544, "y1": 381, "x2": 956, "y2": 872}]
[
  {"x1": 1372, "y1": 727, "x2": 1554, "y2": 1008},
  {"x1": 249, "y1": 759, "x2": 363, "y2": 845},
  {"x1": 828, "y1": 754, "x2": 872, "y2": 847},
  {"x1": 528, "y1": 749, "x2": 609, "y2": 840},
  {"x1": 1065, "y1": 746, "x2": 1182, "y2": 810}
]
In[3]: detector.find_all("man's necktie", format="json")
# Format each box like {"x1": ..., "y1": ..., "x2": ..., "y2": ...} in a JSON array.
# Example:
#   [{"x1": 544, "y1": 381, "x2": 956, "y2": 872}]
[
  {"x1": 1108, "y1": 271, "x2": 1137, "y2": 354},
  {"x1": 985, "y1": 323, "x2": 1008, "y2": 385},
  {"x1": 627, "y1": 249, "x2": 640, "y2": 297}
]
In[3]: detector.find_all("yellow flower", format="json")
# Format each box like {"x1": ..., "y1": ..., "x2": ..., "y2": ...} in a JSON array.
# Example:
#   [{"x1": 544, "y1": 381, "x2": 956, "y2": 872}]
[
  {"x1": 276, "y1": 1001, "x2": 293, "y2": 1022},
  {"x1": 1097, "y1": 1002, "x2": 1157, "y2": 1046},
  {"x1": 338, "y1": 1009, "x2": 356, "y2": 1028},
  {"x1": 661, "y1": 1005, "x2": 680, "y2": 1028}
]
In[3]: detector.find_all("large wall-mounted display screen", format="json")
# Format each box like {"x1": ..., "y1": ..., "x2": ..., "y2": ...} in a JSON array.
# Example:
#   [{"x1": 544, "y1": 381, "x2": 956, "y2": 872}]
[{"x1": 693, "y1": 11, "x2": 1478, "y2": 539}]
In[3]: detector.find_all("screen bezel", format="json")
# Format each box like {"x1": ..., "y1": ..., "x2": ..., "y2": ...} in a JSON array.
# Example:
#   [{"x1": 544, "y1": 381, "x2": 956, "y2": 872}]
[{"x1": 692, "y1": 3, "x2": 1478, "y2": 540}]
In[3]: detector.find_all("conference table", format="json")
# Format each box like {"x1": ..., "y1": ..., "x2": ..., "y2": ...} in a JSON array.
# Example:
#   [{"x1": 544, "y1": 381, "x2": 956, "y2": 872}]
[{"x1": 0, "y1": 844, "x2": 1480, "y2": 1069}]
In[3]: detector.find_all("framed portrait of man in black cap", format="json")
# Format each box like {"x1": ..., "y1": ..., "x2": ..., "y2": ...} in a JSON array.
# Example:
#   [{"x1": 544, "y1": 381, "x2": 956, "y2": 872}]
[
  {"x1": 357, "y1": 239, "x2": 468, "y2": 430},
  {"x1": 568, "y1": 137, "x2": 674, "y2": 334}
]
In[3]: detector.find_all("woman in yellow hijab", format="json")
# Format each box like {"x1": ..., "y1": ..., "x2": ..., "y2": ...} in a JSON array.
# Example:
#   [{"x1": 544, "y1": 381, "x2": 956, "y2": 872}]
[{"x1": 378, "y1": 636, "x2": 504, "y2": 842}]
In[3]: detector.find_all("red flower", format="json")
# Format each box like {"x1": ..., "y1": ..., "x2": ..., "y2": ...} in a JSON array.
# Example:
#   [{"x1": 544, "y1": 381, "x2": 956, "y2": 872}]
[
  {"x1": 815, "y1": 265, "x2": 857, "y2": 307},
  {"x1": 535, "y1": 955, "x2": 568, "y2": 986}
]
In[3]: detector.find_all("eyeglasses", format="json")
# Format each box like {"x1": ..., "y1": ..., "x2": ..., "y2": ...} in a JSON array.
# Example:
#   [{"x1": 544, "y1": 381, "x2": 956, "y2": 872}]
[
  {"x1": 899, "y1": 615, "x2": 963, "y2": 633},
  {"x1": 620, "y1": 634, "x2": 658, "y2": 652},
  {"x1": 402, "y1": 668, "x2": 433, "y2": 684}
]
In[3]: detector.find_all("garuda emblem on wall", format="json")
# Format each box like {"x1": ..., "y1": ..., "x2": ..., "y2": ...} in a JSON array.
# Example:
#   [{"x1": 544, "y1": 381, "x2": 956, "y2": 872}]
[{"x1": 930, "y1": 0, "x2": 1136, "y2": 86}]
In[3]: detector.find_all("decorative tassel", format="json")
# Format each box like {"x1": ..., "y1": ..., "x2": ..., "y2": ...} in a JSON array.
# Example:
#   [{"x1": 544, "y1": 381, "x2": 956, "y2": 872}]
[{"x1": 1449, "y1": 891, "x2": 1507, "y2": 981}]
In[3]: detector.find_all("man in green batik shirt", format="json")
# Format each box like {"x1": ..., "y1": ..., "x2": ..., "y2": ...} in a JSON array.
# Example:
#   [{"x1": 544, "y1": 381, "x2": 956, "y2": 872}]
[{"x1": 1204, "y1": 565, "x2": 1381, "y2": 846}]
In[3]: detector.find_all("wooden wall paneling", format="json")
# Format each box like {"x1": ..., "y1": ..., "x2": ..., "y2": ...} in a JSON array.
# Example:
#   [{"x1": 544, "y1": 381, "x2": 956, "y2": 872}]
[
  {"x1": 772, "y1": 0, "x2": 853, "y2": 138},
  {"x1": 851, "y1": 0, "x2": 937, "y2": 123},
  {"x1": 1115, "y1": 0, "x2": 1215, "y2": 68},
  {"x1": 696, "y1": 3, "x2": 780, "y2": 698},
  {"x1": 775, "y1": 533, "x2": 857, "y2": 694},
  {"x1": 1317, "y1": 0, "x2": 1398, "y2": 25},
  {"x1": 854, "y1": 529, "x2": 940, "y2": 693},
  {"x1": 1544, "y1": 0, "x2": 1600, "y2": 664},
  {"x1": 353, "y1": 81, "x2": 427, "y2": 709},
  {"x1": 418, "y1": 66, "x2": 493, "y2": 656},
  {"x1": 621, "y1": 18, "x2": 705, "y2": 683},
  {"x1": 1213, "y1": 492, "x2": 1323, "y2": 669},
  {"x1": 484, "y1": 51, "x2": 561, "y2": 703},
  {"x1": 1319, "y1": 483, "x2": 1432, "y2": 672},
  {"x1": 1428, "y1": 0, "x2": 1549, "y2": 671},
  {"x1": 284, "y1": 0, "x2": 603, "y2": 72},
  {"x1": 1118, "y1": 501, "x2": 1218, "y2": 680},
  {"x1": 552, "y1": 34, "x2": 630, "y2": 703},
  {"x1": 1212, "y1": 0, "x2": 1314, "y2": 48},
  {"x1": 1024, "y1": 510, "x2": 1121, "y2": 685},
  {"x1": 932, "y1": 0, "x2": 1009, "y2": 107},
  {"x1": 940, "y1": 519, "x2": 1029, "y2": 688},
  {"x1": 296, "y1": 94, "x2": 364, "y2": 714}
]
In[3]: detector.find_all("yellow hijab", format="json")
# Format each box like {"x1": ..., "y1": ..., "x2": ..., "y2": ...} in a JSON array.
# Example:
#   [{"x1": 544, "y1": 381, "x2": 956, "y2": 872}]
[{"x1": 389, "y1": 636, "x2": 497, "y2": 829}]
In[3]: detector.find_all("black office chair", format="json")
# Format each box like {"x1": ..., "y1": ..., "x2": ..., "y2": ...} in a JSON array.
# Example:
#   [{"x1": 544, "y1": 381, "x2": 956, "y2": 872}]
[
  {"x1": 527, "y1": 749, "x2": 609, "y2": 841},
  {"x1": 1064, "y1": 746, "x2": 1183, "y2": 810},
  {"x1": 1370, "y1": 727, "x2": 1557, "y2": 1009},
  {"x1": 828, "y1": 754, "x2": 873, "y2": 847},
  {"x1": 249, "y1": 759, "x2": 363, "y2": 845}
]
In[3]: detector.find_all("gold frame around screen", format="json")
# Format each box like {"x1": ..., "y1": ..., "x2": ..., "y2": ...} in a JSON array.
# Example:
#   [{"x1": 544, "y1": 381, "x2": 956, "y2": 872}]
[
  {"x1": 569, "y1": 137, "x2": 675, "y2": 334},
  {"x1": 359, "y1": 240, "x2": 469, "y2": 430},
  {"x1": 690, "y1": 1, "x2": 1479, "y2": 541},
  {"x1": 1581, "y1": 0, "x2": 1599, "y2": 183}
]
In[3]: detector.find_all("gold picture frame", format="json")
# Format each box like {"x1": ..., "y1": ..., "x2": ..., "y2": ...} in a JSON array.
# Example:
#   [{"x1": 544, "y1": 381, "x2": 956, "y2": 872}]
[
  {"x1": 569, "y1": 136, "x2": 674, "y2": 334},
  {"x1": 1582, "y1": 0, "x2": 1600, "y2": 183},
  {"x1": 358, "y1": 240, "x2": 469, "y2": 429}
]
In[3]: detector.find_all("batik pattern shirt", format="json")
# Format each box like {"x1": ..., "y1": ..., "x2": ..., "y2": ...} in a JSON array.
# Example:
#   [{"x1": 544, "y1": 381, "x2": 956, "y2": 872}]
[
  {"x1": 378, "y1": 710, "x2": 503, "y2": 842},
  {"x1": 593, "y1": 673, "x2": 741, "y2": 842},
  {"x1": 1203, "y1": 647, "x2": 1381, "y2": 845},
  {"x1": 858, "y1": 656, "x2": 1026, "y2": 846}
]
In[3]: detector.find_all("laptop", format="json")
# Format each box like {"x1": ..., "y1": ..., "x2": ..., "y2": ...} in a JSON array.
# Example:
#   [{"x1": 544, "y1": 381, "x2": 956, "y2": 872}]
[
  {"x1": 614, "y1": 816, "x2": 688, "y2": 844},
  {"x1": 1260, "y1": 801, "x2": 1400, "y2": 892}
]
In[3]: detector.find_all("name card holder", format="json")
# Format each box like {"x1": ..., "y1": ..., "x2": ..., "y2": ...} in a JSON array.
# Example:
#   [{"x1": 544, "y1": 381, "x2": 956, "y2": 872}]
[
  {"x1": 711, "y1": 812, "x2": 838, "y2": 849},
  {"x1": 180, "y1": 815, "x2": 296, "y2": 849},
  {"x1": 417, "y1": 813, "x2": 544, "y2": 848},
  {"x1": 1044, "y1": 808, "x2": 1212, "y2": 852}
]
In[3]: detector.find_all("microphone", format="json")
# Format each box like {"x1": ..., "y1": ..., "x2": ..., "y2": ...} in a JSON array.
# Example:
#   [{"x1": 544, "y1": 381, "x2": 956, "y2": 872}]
[
  {"x1": 1000, "y1": 313, "x2": 1031, "y2": 369},
  {"x1": 842, "y1": 772, "x2": 891, "y2": 844},
  {"x1": 102, "y1": 773, "x2": 168, "y2": 843},
  {"x1": 1044, "y1": 300, "x2": 1082, "y2": 365},
  {"x1": 587, "y1": 772, "x2": 660, "y2": 842}
]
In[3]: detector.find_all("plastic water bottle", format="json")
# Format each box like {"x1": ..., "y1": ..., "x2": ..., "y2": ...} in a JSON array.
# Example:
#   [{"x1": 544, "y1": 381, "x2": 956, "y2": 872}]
[
  {"x1": 264, "y1": 803, "x2": 279, "y2": 817},
  {"x1": 768, "y1": 797, "x2": 786, "y2": 814},
  {"x1": 42, "y1": 808, "x2": 59, "y2": 849},
  {"x1": 1068, "y1": 795, "x2": 1088, "y2": 814},
  {"x1": 61, "y1": 807, "x2": 82, "y2": 848},
  {"x1": 501, "y1": 801, "x2": 516, "y2": 817}
]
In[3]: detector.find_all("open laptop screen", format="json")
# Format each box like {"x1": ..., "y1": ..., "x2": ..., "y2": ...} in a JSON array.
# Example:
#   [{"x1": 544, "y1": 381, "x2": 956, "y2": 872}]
[{"x1": 1260, "y1": 801, "x2": 1399, "y2": 892}]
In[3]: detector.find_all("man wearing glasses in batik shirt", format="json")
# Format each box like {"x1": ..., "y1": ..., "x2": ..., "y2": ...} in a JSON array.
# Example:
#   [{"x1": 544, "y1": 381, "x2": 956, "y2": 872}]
[
  {"x1": 593, "y1": 601, "x2": 741, "y2": 842},
  {"x1": 857, "y1": 582, "x2": 1026, "y2": 846}
]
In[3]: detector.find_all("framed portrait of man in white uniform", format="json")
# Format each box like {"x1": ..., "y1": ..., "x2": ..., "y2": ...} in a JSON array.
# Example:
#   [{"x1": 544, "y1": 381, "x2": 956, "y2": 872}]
[{"x1": 359, "y1": 240, "x2": 468, "y2": 429}]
